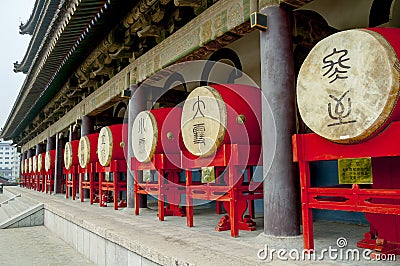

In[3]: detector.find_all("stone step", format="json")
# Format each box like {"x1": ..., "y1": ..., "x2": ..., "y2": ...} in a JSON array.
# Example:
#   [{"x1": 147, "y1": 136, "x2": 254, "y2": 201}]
[
  {"x1": 0, "y1": 207, "x2": 9, "y2": 223},
  {"x1": 1, "y1": 202, "x2": 19, "y2": 219},
  {"x1": 18, "y1": 196, "x2": 38, "y2": 207},
  {"x1": 8, "y1": 199, "x2": 29, "y2": 213}
]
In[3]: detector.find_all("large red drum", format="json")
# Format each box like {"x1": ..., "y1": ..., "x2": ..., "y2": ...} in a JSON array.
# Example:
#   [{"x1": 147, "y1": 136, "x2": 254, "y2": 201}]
[
  {"x1": 181, "y1": 84, "x2": 261, "y2": 157},
  {"x1": 33, "y1": 155, "x2": 38, "y2": 173},
  {"x1": 45, "y1": 150, "x2": 56, "y2": 172},
  {"x1": 28, "y1": 157, "x2": 33, "y2": 174},
  {"x1": 78, "y1": 133, "x2": 99, "y2": 168},
  {"x1": 37, "y1": 153, "x2": 45, "y2": 173},
  {"x1": 21, "y1": 159, "x2": 25, "y2": 174},
  {"x1": 24, "y1": 159, "x2": 28, "y2": 174},
  {"x1": 297, "y1": 28, "x2": 400, "y2": 143},
  {"x1": 97, "y1": 124, "x2": 125, "y2": 167},
  {"x1": 132, "y1": 107, "x2": 183, "y2": 163},
  {"x1": 64, "y1": 140, "x2": 80, "y2": 170}
]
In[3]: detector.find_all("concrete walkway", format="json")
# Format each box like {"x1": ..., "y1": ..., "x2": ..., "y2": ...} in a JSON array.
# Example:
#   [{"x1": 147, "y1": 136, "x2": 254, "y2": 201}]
[
  {"x1": 0, "y1": 226, "x2": 93, "y2": 265},
  {"x1": 3, "y1": 186, "x2": 399, "y2": 265}
]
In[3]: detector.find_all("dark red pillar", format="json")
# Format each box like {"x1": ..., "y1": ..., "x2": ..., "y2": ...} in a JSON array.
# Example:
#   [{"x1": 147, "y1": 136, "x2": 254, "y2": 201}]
[
  {"x1": 128, "y1": 85, "x2": 148, "y2": 208},
  {"x1": 260, "y1": 6, "x2": 300, "y2": 236}
]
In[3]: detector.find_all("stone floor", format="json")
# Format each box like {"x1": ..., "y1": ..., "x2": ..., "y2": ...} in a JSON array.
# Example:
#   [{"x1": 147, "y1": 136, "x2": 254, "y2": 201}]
[
  {"x1": 0, "y1": 226, "x2": 94, "y2": 266},
  {"x1": 2, "y1": 186, "x2": 399, "y2": 265}
]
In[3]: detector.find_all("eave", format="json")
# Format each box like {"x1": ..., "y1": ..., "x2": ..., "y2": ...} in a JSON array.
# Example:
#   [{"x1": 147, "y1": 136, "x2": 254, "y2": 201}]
[
  {"x1": 14, "y1": 0, "x2": 62, "y2": 74},
  {"x1": 19, "y1": 0, "x2": 47, "y2": 35},
  {"x1": 2, "y1": 0, "x2": 137, "y2": 142}
]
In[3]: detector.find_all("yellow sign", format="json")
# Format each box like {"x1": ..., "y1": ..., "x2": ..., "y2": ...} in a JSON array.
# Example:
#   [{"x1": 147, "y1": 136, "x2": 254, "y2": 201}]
[
  {"x1": 338, "y1": 158, "x2": 373, "y2": 184},
  {"x1": 201, "y1": 167, "x2": 215, "y2": 183},
  {"x1": 143, "y1": 170, "x2": 152, "y2": 182}
]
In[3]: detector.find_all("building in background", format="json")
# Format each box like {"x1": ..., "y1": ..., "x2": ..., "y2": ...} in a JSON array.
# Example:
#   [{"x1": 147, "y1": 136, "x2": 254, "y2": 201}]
[{"x1": 0, "y1": 138, "x2": 19, "y2": 181}]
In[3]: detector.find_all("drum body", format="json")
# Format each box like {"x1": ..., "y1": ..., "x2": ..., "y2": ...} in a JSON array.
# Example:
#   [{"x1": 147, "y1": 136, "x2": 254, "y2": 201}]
[
  {"x1": 97, "y1": 124, "x2": 125, "y2": 167},
  {"x1": 37, "y1": 153, "x2": 45, "y2": 173},
  {"x1": 181, "y1": 84, "x2": 261, "y2": 157},
  {"x1": 28, "y1": 157, "x2": 33, "y2": 174},
  {"x1": 132, "y1": 107, "x2": 183, "y2": 163},
  {"x1": 297, "y1": 28, "x2": 400, "y2": 143},
  {"x1": 33, "y1": 155, "x2": 38, "y2": 173},
  {"x1": 21, "y1": 159, "x2": 25, "y2": 175},
  {"x1": 64, "y1": 140, "x2": 80, "y2": 170},
  {"x1": 78, "y1": 133, "x2": 99, "y2": 168},
  {"x1": 45, "y1": 150, "x2": 56, "y2": 172}
]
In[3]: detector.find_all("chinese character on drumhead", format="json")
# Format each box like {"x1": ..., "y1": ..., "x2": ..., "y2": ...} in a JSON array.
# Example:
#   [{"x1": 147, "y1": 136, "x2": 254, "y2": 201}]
[
  {"x1": 193, "y1": 123, "x2": 206, "y2": 145},
  {"x1": 192, "y1": 96, "x2": 205, "y2": 119},
  {"x1": 322, "y1": 48, "x2": 351, "y2": 83}
]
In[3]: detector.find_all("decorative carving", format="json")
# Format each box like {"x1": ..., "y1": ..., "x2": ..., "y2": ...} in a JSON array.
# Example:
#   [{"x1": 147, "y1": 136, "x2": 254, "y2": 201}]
[{"x1": 174, "y1": 0, "x2": 202, "y2": 7}]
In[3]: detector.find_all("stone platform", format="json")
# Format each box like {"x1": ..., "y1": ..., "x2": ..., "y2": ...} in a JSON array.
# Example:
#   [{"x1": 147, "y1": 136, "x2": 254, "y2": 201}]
[{"x1": 3, "y1": 186, "x2": 399, "y2": 265}]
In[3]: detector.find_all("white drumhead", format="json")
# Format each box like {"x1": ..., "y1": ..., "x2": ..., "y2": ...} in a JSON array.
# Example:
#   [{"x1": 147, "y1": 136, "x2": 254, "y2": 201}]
[
  {"x1": 132, "y1": 111, "x2": 158, "y2": 163},
  {"x1": 297, "y1": 29, "x2": 400, "y2": 143},
  {"x1": 45, "y1": 151, "x2": 52, "y2": 172},
  {"x1": 38, "y1": 154, "x2": 43, "y2": 172},
  {"x1": 97, "y1": 126, "x2": 113, "y2": 167},
  {"x1": 78, "y1": 136, "x2": 91, "y2": 168},
  {"x1": 64, "y1": 142, "x2": 73, "y2": 170},
  {"x1": 181, "y1": 86, "x2": 227, "y2": 157}
]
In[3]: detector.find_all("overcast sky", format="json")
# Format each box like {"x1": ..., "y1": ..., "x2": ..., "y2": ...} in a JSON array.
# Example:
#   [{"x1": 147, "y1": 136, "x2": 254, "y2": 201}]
[{"x1": 0, "y1": 1, "x2": 35, "y2": 130}]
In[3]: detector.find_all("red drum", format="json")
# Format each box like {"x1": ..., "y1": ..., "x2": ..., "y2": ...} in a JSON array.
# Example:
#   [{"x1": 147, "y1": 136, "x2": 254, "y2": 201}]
[
  {"x1": 33, "y1": 155, "x2": 38, "y2": 173},
  {"x1": 37, "y1": 153, "x2": 45, "y2": 173},
  {"x1": 181, "y1": 84, "x2": 261, "y2": 157},
  {"x1": 132, "y1": 107, "x2": 183, "y2": 163},
  {"x1": 24, "y1": 159, "x2": 28, "y2": 174},
  {"x1": 28, "y1": 157, "x2": 33, "y2": 174},
  {"x1": 297, "y1": 28, "x2": 400, "y2": 143},
  {"x1": 97, "y1": 124, "x2": 125, "y2": 167},
  {"x1": 64, "y1": 140, "x2": 80, "y2": 170},
  {"x1": 78, "y1": 133, "x2": 99, "y2": 168},
  {"x1": 45, "y1": 150, "x2": 56, "y2": 172},
  {"x1": 21, "y1": 159, "x2": 25, "y2": 174}
]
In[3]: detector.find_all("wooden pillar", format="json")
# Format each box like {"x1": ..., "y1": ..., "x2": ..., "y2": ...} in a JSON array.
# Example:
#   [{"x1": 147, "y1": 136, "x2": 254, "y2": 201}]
[
  {"x1": 27, "y1": 148, "x2": 35, "y2": 162},
  {"x1": 36, "y1": 143, "x2": 46, "y2": 155},
  {"x1": 260, "y1": 6, "x2": 300, "y2": 236},
  {"x1": 54, "y1": 134, "x2": 65, "y2": 194},
  {"x1": 69, "y1": 124, "x2": 79, "y2": 142},
  {"x1": 81, "y1": 115, "x2": 94, "y2": 199},
  {"x1": 81, "y1": 116, "x2": 94, "y2": 137},
  {"x1": 46, "y1": 137, "x2": 55, "y2": 151},
  {"x1": 128, "y1": 84, "x2": 148, "y2": 208}
]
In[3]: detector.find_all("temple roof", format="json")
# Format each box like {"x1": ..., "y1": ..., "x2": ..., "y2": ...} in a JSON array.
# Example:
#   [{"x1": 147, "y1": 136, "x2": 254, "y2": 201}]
[
  {"x1": 14, "y1": 0, "x2": 62, "y2": 74},
  {"x1": 2, "y1": 0, "x2": 137, "y2": 142},
  {"x1": 19, "y1": 0, "x2": 47, "y2": 35}
]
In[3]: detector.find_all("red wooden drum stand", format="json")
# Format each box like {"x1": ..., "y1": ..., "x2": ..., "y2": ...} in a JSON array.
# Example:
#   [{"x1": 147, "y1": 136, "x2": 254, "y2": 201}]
[
  {"x1": 79, "y1": 163, "x2": 99, "y2": 204},
  {"x1": 44, "y1": 169, "x2": 54, "y2": 194},
  {"x1": 292, "y1": 122, "x2": 400, "y2": 255},
  {"x1": 96, "y1": 160, "x2": 127, "y2": 210},
  {"x1": 78, "y1": 133, "x2": 100, "y2": 204},
  {"x1": 64, "y1": 165, "x2": 79, "y2": 200},
  {"x1": 182, "y1": 144, "x2": 263, "y2": 237},
  {"x1": 131, "y1": 108, "x2": 185, "y2": 220},
  {"x1": 132, "y1": 154, "x2": 186, "y2": 221}
]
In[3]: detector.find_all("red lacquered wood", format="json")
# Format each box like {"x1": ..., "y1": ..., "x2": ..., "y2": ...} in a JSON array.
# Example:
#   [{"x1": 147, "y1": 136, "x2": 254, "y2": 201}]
[
  {"x1": 182, "y1": 144, "x2": 263, "y2": 237},
  {"x1": 96, "y1": 160, "x2": 127, "y2": 210},
  {"x1": 293, "y1": 121, "x2": 400, "y2": 254}
]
